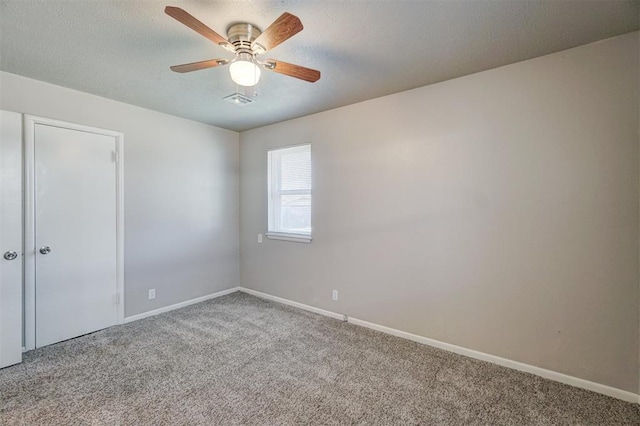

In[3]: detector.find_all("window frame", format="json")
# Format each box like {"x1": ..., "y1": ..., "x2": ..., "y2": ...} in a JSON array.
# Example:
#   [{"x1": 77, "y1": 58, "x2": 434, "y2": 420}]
[{"x1": 266, "y1": 143, "x2": 312, "y2": 243}]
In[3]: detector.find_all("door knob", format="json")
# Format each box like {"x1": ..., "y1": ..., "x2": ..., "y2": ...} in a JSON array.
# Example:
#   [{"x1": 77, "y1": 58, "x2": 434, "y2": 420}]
[
  {"x1": 39, "y1": 246, "x2": 51, "y2": 255},
  {"x1": 3, "y1": 251, "x2": 18, "y2": 260}
]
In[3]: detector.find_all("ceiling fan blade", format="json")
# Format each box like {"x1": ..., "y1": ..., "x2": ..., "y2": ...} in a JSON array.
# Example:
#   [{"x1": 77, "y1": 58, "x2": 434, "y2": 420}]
[
  {"x1": 264, "y1": 60, "x2": 320, "y2": 83},
  {"x1": 170, "y1": 59, "x2": 229, "y2": 73},
  {"x1": 165, "y1": 6, "x2": 232, "y2": 51},
  {"x1": 252, "y1": 13, "x2": 303, "y2": 53}
]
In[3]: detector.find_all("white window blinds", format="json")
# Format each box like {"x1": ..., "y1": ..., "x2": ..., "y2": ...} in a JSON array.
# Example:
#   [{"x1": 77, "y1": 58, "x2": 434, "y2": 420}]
[{"x1": 267, "y1": 144, "x2": 312, "y2": 241}]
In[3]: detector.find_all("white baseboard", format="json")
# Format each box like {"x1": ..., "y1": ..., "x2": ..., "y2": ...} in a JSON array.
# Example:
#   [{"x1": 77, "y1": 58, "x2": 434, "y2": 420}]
[
  {"x1": 239, "y1": 288, "x2": 346, "y2": 321},
  {"x1": 123, "y1": 287, "x2": 240, "y2": 323},
  {"x1": 238, "y1": 287, "x2": 639, "y2": 404},
  {"x1": 347, "y1": 316, "x2": 639, "y2": 404}
]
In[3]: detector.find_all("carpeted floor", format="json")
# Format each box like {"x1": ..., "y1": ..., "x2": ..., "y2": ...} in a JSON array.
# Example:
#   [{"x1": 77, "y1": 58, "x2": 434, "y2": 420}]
[{"x1": 1, "y1": 292, "x2": 638, "y2": 425}]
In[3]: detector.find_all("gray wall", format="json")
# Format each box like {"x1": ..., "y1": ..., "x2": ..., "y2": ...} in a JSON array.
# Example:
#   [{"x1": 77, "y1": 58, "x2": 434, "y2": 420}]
[
  {"x1": 240, "y1": 33, "x2": 639, "y2": 393},
  {"x1": 0, "y1": 71, "x2": 240, "y2": 317}
]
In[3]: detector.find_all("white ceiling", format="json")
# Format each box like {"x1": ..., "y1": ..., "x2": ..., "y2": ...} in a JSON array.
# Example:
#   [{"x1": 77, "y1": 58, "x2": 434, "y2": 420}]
[{"x1": 0, "y1": 1, "x2": 638, "y2": 132}]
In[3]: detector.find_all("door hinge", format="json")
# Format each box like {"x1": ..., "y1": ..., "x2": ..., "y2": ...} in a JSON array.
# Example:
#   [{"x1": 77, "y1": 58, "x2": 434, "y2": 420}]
[
  {"x1": 112, "y1": 150, "x2": 119, "y2": 163},
  {"x1": 115, "y1": 292, "x2": 121, "y2": 305}
]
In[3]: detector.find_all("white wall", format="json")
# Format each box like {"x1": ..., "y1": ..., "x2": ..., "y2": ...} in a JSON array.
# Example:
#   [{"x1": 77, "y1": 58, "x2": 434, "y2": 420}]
[
  {"x1": 240, "y1": 33, "x2": 639, "y2": 393},
  {"x1": 0, "y1": 71, "x2": 240, "y2": 317}
]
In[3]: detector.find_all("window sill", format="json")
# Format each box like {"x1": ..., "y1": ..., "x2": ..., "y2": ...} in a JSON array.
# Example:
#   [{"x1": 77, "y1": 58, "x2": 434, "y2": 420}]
[{"x1": 265, "y1": 232, "x2": 312, "y2": 244}]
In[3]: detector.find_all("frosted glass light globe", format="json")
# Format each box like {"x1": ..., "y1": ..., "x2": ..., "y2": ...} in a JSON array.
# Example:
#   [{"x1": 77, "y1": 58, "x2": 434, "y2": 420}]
[{"x1": 229, "y1": 58, "x2": 261, "y2": 87}]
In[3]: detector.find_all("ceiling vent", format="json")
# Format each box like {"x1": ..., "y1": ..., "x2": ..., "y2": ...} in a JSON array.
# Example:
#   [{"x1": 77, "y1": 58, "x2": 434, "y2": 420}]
[{"x1": 223, "y1": 93, "x2": 255, "y2": 106}]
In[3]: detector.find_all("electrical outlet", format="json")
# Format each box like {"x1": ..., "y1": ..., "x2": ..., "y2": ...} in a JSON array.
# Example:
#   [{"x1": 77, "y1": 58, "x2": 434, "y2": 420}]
[
  {"x1": 258, "y1": 233, "x2": 263, "y2": 243},
  {"x1": 149, "y1": 288, "x2": 156, "y2": 300},
  {"x1": 332, "y1": 290, "x2": 338, "y2": 301}
]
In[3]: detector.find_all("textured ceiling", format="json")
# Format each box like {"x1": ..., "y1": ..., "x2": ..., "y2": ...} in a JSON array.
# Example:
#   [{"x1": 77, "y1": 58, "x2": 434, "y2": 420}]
[{"x1": 0, "y1": 0, "x2": 638, "y2": 132}]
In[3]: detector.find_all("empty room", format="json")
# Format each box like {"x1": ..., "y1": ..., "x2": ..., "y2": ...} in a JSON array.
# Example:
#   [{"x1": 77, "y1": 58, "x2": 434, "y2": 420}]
[{"x1": 0, "y1": 0, "x2": 639, "y2": 424}]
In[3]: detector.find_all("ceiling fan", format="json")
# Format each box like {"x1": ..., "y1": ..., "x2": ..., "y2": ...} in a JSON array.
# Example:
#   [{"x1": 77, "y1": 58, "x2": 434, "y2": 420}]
[{"x1": 165, "y1": 6, "x2": 321, "y2": 87}]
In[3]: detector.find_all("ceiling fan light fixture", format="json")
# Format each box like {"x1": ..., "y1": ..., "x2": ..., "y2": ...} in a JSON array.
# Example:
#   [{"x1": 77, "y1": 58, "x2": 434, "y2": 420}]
[
  {"x1": 229, "y1": 53, "x2": 261, "y2": 87},
  {"x1": 165, "y1": 8, "x2": 320, "y2": 84}
]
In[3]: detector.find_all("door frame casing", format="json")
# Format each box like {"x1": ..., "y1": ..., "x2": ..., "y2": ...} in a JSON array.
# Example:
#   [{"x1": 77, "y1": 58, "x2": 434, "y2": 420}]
[{"x1": 23, "y1": 115, "x2": 124, "y2": 351}]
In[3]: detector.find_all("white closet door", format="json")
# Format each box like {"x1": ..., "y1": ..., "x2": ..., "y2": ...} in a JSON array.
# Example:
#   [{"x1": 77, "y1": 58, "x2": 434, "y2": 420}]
[
  {"x1": 0, "y1": 110, "x2": 23, "y2": 368},
  {"x1": 35, "y1": 123, "x2": 118, "y2": 348}
]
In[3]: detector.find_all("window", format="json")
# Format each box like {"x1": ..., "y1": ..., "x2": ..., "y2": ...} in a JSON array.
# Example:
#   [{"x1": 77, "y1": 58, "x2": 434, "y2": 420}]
[{"x1": 267, "y1": 144, "x2": 312, "y2": 243}]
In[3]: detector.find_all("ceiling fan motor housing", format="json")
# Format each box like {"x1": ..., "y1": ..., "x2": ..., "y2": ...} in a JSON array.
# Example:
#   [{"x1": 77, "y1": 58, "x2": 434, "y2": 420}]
[{"x1": 226, "y1": 22, "x2": 263, "y2": 54}]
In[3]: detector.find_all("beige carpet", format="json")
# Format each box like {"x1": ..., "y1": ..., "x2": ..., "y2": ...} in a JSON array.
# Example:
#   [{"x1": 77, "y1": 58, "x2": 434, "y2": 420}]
[{"x1": 1, "y1": 292, "x2": 638, "y2": 425}]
